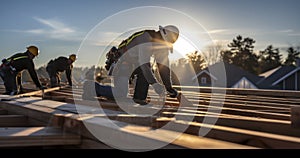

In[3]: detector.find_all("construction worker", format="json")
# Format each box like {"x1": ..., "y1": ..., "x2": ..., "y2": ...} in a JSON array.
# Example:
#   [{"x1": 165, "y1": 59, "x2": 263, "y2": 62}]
[
  {"x1": 107, "y1": 25, "x2": 180, "y2": 105},
  {"x1": 46, "y1": 54, "x2": 77, "y2": 88},
  {"x1": 82, "y1": 66, "x2": 114, "y2": 101},
  {"x1": 0, "y1": 45, "x2": 43, "y2": 95}
]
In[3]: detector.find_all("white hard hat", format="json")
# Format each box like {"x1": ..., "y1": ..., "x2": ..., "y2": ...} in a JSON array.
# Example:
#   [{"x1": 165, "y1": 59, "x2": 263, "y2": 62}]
[{"x1": 159, "y1": 25, "x2": 179, "y2": 43}]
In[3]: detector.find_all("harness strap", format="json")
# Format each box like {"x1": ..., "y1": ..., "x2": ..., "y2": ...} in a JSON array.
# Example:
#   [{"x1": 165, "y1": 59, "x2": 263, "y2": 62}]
[
  {"x1": 118, "y1": 31, "x2": 145, "y2": 48},
  {"x1": 7, "y1": 56, "x2": 28, "y2": 62}
]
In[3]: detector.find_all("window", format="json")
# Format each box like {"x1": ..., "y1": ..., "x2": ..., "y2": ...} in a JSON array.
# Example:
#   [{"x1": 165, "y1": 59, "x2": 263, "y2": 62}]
[{"x1": 201, "y1": 77, "x2": 207, "y2": 84}]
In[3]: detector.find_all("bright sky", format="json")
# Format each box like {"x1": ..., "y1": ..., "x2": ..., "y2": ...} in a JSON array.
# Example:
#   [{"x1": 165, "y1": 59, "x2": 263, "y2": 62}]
[{"x1": 1, "y1": 0, "x2": 300, "y2": 68}]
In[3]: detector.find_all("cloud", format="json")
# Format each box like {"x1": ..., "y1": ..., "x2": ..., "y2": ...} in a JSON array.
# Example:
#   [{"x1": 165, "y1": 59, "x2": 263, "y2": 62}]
[
  {"x1": 207, "y1": 29, "x2": 229, "y2": 34},
  {"x1": 16, "y1": 17, "x2": 83, "y2": 41},
  {"x1": 276, "y1": 29, "x2": 300, "y2": 36},
  {"x1": 278, "y1": 29, "x2": 293, "y2": 33},
  {"x1": 87, "y1": 31, "x2": 123, "y2": 47},
  {"x1": 287, "y1": 33, "x2": 300, "y2": 36},
  {"x1": 34, "y1": 17, "x2": 75, "y2": 33}
]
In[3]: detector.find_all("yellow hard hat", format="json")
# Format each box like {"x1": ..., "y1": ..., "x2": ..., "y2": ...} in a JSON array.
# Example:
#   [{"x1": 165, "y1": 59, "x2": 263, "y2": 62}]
[
  {"x1": 69, "y1": 54, "x2": 77, "y2": 62},
  {"x1": 27, "y1": 45, "x2": 39, "y2": 56}
]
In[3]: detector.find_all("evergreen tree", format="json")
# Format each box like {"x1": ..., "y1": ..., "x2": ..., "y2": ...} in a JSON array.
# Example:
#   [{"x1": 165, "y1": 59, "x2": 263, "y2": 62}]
[
  {"x1": 186, "y1": 51, "x2": 207, "y2": 72},
  {"x1": 258, "y1": 45, "x2": 282, "y2": 73},
  {"x1": 223, "y1": 35, "x2": 258, "y2": 74},
  {"x1": 284, "y1": 47, "x2": 300, "y2": 66}
]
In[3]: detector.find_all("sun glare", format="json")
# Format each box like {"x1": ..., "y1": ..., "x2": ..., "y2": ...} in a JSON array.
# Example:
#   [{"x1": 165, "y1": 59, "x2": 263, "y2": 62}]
[{"x1": 171, "y1": 35, "x2": 198, "y2": 60}]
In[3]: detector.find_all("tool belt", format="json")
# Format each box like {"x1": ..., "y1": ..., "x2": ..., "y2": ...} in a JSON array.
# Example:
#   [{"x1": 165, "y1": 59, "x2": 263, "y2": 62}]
[{"x1": 1, "y1": 58, "x2": 16, "y2": 73}]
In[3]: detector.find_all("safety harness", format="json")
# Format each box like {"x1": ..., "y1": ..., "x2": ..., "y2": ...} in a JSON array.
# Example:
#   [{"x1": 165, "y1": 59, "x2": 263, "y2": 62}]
[
  {"x1": 105, "y1": 30, "x2": 156, "y2": 72},
  {"x1": 1, "y1": 55, "x2": 28, "y2": 72}
]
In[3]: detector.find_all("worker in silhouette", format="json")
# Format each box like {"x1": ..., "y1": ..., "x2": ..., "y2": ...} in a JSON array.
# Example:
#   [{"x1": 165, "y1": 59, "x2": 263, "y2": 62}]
[
  {"x1": 105, "y1": 25, "x2": 180, "y2": 105},
  {"x1": 82, "y1": 66, "x2": 114, "y2": 101},
  {"x1": 46, "y1": 54, "x2": 77, "y2": 87},
  {"x1": 0, "y1": 45, "x2": 43, "y2": 95}
]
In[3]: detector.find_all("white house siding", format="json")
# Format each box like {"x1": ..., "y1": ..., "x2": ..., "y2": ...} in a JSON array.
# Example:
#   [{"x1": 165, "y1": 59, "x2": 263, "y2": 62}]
[{"x1": 232, "y1": 77, "x2": 258, "y2": 89}]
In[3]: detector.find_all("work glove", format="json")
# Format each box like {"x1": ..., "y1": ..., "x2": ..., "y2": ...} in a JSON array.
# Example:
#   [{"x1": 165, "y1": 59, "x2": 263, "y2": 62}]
[
  {"x1": 167, "y1": 87, "x2": 179, "y2": 98},
  {"x1": 152, "y1": 83, "x2": 165, "y2": 96}
]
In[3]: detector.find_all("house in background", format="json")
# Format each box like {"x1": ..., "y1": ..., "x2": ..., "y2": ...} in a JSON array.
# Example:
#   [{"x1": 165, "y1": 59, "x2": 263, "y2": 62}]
[
  {"x1": 257, "y1": 59, "x2": 300, "y2": 91},
  {"x1": 192, "y1": 62, "x2": 262, "y2": 89}
]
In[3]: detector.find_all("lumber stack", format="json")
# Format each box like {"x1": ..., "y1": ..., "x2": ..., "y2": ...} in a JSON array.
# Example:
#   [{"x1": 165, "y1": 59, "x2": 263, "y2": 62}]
[{"x1": 0, "y1": 84, "x2": 300, "y2": 149}]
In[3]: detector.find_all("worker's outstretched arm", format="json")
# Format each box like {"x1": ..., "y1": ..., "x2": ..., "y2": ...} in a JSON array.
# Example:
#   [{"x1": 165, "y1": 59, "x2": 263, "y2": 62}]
[
  {"x1": 66, "y1": 68, "x2": 72, "y2": 86},
  {"x1": 27, "y1": 60, "x2": 42, "y2": 89}
]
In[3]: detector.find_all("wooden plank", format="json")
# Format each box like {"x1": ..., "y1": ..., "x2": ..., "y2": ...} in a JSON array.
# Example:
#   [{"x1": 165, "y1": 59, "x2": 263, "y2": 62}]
[
  {"x1": 65, "y1": 98, "x2": 122, "y2": 111},
  {"x1": 156, "y1": 111, "x2": 300, "y2": 137},
  {"x1": 154, "y1": 95, "x2": 292, "y2": 114},
  {"x1": 182, "y1": 90, "x2": 300, "y2": 105},
  {"x1": 184, "y1": 92, "x2": 299, "y2": 108},
  {"x1": 0, "y1": 98, "x2": 71, "y2": 124},
  {"x1": 152, "y1": 97, "x2": 291, "y2": 121},
  {"x1": 0, "y1": 109, "x2": 7, "y2": 115},
  {"x1": 79, "y1": 138, "x2": 113, "y2": 149},
  {"x1": 173, "y1": 85, "x2": 300, "y2": 98},
  {"x1": 291, "y1": 106, "x2": 300, "y2": 128},
  {"x1": 158, "y1": 120, "x2": 300, "y2": 148},
  {"x1": 48, "y1": 91, "x2": 79, "y2": 98},
  {"x1": 0, "y1": 115, "x2": 28, "y2": 127},
  {"x1": 0, "y1": 87, "x2": 61, "y2": 101},
  {"x1": 48, "y1": 103, "x2": 256, "y2": 149},
  {"x1": 167, "y1": 91, "x2": 298, "y2": 109},
  {"x1": 148, "y1": 91, "x2": 295, "y2": 113},
  {"x1": 1, "y1": 97, "x2": 156, "y2": 127},
  {"x1": 1, "y1": 86, "x2": 298, "y2": 149},
  {"x1": 0, "y1": 127, "x2": 81, "y2": 147},
  {"x1": 61, "y1": 114, "x2": 256, "y2": 149}
]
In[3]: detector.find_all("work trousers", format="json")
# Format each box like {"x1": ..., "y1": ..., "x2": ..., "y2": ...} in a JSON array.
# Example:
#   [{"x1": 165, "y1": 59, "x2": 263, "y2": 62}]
[
  {"x1": 82, "y1": 80, "x2": 113, "y2": 100},
  {"x1": 0, "y1": 65, "x2": 22, "y2": 95},
  {"x1": 112, "y1": 62, "x2": 150, "y2": 101},
  {"x1": 46, "y1": 65, "x2": 60, "y2": 87},
  {"x1": 132, "y1": 67, "x2": 149, "y2": 100}
]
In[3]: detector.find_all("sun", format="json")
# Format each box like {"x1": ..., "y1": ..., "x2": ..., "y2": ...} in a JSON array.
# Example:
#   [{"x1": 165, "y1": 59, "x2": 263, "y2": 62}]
[{"x1": 170, "y1": 35, "x2": 198, "y2": 61}]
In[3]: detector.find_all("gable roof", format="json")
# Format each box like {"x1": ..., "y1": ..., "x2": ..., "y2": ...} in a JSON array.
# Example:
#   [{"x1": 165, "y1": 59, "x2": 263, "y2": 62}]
[
  {"x1": 272, "y1": 67, "x2": 300, "y2": 86},
  {"x1": 193, "y1": 62, "x2": 262, "y2": 88},
  {"x1": 192, "y1": 70, "x2": 217, "y2": 81},
  {"x1": 232, "y1": 76, "x2": 258, "y2": 89},
  {"x1": 259, "y1": 66, "x2": 282, "y2": 78},
  {"x1": 257, "y1": 65, "x2": 297, "y2": 88}
]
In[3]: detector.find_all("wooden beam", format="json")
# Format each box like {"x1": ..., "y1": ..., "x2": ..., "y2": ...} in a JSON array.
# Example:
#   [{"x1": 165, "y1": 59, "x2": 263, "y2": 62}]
[
  {"x1": 157, "y1": 120, "x2": 300, "y2": 148},
  {"x1": 0, "y1": 115, "x2": 28, "y2": 127},
  {"x1": 183, "y1": 92, "x2": 299, "y2": 108},
  {"x1": 151, "y1": 97, "x2": 291, "y2": 121},
  {"x1": 156, "y1": 111, "x2": 300, "y2": 137},
  {"x1": 291, "y1": 106, "x2": 300, "y2": 128},
  {"x1": 60, "y1": 114, "x2": 256, "y2": 149},
  {"x1": 0, "y1": 109, "x2": 7, "y2": 115},
  {"x1": 0, "y1": 127, "x2": 81, "y2": 147},
  {"x1": 0, "y1": 87, "x2": 61, "y2": 101},
  {"x1": 173, "y1": 85, "x2": 300, "y2": 98}
]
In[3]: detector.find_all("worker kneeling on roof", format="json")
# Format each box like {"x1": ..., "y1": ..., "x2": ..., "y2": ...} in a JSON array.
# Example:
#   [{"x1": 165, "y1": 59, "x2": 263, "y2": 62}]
[
  {"x1": 46, "y1": 54, "x2": 77, "y2": 88},
  {"x1": 82, "y1": 66, "x2": 114, "y2": 101},
  {"x1": 105, "y1": 25, "x2": 180, "y2": 105},
  {"x1": 0, "y1": 45, "x2": 44, "y2": 95}
]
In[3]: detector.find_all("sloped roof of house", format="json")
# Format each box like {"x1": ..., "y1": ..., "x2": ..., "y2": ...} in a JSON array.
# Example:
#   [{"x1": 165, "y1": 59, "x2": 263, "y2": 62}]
[
  {"x1": 259, "y1": 66, "x2": 282, "y2": 78},
  {"x1": 193, "y1": 62, "x2": 262, "y2": 88},
  {"x1": 257, "y1": 65, "x2": 297, "y2": 88}
]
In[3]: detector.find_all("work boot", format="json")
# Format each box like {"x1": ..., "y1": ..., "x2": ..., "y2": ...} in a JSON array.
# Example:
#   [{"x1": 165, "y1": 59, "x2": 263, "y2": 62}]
[
  {"x1": 9, "y1": 91, "x2": 18, "y2": 95},
  {"x1": 133, "y1": 98, "x2": 148, "y2": 105},
  {"x1": 3, "y1": 91, "x2": 11, "y2": 95}
]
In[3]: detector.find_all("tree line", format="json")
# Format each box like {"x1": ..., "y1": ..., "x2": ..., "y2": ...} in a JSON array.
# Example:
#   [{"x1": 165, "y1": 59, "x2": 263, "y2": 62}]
[{"x1": 178, "y1": 35, "x2": 300, "y2": 75}]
